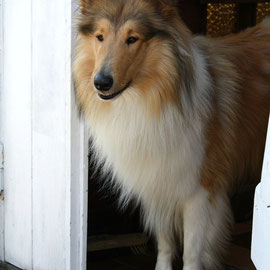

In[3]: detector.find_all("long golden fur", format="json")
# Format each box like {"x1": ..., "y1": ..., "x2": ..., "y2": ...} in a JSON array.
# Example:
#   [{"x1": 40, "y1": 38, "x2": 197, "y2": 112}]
[{"x1": 74, "y1": 1, "x2": 270, "y2": 269}]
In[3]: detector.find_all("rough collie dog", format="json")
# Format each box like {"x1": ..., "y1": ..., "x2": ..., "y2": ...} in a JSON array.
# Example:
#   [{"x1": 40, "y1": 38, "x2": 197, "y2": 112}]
[{"x1": 73, "y1": 0, "x2": 270, "y2": 269}]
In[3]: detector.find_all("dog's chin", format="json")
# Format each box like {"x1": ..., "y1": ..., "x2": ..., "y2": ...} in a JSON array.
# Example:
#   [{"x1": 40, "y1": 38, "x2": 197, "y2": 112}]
[{"x1": 98, "y1": 81, "x2": 132, "y2": 101}]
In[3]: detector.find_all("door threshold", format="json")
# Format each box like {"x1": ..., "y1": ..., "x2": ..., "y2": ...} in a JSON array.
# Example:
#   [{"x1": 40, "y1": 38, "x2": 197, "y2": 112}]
[{"x1": 0, "y1": 262, "x2": 21, "y2": 270}]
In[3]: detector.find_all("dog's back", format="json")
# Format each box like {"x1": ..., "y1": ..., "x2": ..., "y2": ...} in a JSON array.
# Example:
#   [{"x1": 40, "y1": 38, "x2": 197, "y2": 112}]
[{"x1": 195, "y1": 19, "x2": 270, "y2": 195}]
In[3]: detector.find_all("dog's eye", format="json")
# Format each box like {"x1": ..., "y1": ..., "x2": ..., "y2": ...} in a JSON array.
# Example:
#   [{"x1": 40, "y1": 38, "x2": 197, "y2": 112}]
[
  {"x1": 96, "y1": 35, "x2": 104, "y2": 42},
  {"x1": 126, "y1": 37, "x2": 138, "y2": 45}
]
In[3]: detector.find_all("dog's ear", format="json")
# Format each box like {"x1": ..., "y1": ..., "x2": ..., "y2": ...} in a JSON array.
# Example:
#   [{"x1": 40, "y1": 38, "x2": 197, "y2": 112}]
[
  {"x1": 155, "y1": 0, "x2": 191, "y2": 36},
  {"x1": 159, "y1": 0, "x2": 179, "y2": 8},
  {"x1": 80, "y1": 0, "x2": 96, "y2": 14},
  {"x1": 80, "y1": 0, "x2": 88, "y2": 14},
  {"x1": 157, "y1": 0, "x2": 179, "y2": 21}
]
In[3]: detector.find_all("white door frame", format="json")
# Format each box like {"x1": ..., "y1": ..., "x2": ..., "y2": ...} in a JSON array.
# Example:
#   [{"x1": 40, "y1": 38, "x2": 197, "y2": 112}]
[
  {"x1": 0, "y1": 0, "x2": 88, "y2": 269},
  {"x1": 0, "y1": 0, "x2": 4, "y2": 261},
  {"x1": 252, "y1": 116, "x2": 270, "y2": 270}
]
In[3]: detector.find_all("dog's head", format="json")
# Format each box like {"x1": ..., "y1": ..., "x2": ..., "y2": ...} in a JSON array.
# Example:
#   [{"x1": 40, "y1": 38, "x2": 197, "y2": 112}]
[{"x1": 74, "y1": 0, "x2": 193, "y2": 114}]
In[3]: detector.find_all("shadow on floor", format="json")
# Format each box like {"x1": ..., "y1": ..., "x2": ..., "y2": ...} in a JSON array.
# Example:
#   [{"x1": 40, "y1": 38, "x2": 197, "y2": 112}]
[{"x1": 88, "y1": 221, "x2": 256, "y2": 270}]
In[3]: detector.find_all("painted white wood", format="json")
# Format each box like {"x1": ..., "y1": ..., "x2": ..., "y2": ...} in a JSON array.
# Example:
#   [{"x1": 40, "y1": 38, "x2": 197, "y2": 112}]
[
  {"x1": 31, "y1": 0, "x2": 88, "y2": 270},
  {"x1": 0, "y1": 0, "x2": 88, "y2": 269},
  {"x1": 70, "y1": 118, "x2": 88, "y2": 270},
  {"x1": 1, "y1": 0, "x2": 33, "y2": 268},
  {"x1": 251, "y1": 116, "x2": 270, "y2": 270},
  {"x1": 258, "y1": 118, "x2": 270, "y2": 206},
  {"x1": 251, "y1": 185, "x2": 270, "y2": 270},
  {"x1": 0, "y1": 143, "x2": 4, "y2": 261},
  {"x1": 0, "y1": 0, "x2": 5, "y2": 261},
  {"x1": 31, "y1": 0, "x2": 71, "y2": 268},
  {"x1": 70, "y1": 3, "x2": 89, "y2": 269},
  {"x1": 0, "y1": 143, "x2": 4, "y2": 195}
]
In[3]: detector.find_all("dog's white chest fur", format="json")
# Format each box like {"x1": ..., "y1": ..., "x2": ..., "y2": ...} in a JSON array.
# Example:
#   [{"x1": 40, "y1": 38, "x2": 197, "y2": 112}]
[{"x1": 88, "y1": 99, "x2": 206, "y2": 229}]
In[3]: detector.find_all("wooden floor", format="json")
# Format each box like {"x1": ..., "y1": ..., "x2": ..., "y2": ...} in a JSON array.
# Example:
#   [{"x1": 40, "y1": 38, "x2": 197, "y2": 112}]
[
  {"x1": 88, "y1": 221, "x2": 256, "y2": 270},
  {"x1": 0, "y1": 222, "x2": 255, "y2": 270}
]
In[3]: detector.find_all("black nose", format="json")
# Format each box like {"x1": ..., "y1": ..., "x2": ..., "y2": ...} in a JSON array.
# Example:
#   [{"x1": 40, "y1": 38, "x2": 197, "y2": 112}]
[{"x1": 94, "y1": 72, "x2": 114, "y2": 91}]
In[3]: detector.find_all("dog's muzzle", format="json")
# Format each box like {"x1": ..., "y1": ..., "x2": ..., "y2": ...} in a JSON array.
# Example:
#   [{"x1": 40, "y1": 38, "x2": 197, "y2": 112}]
[{"x1": 98, "y1": 81, "x2": 132, "y2": 100}]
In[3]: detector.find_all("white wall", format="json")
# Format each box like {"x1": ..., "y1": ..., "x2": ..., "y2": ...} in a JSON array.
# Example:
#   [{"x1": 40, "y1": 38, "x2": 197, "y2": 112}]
[{"x1": 0, "y1": 0, "x2": 88, "y2": 269}]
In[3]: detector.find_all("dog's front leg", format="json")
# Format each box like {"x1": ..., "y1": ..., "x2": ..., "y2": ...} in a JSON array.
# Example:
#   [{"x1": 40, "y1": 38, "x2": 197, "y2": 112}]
[
  {"x1": 155, "y1": 231, "x2": 174, "y2": 270},
  {"x1": 182, "y1": 188, "x2": 232, "y2": 270},
  {"x1": 182, "y1": 188, "x2": 210, "y2": 270}
]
